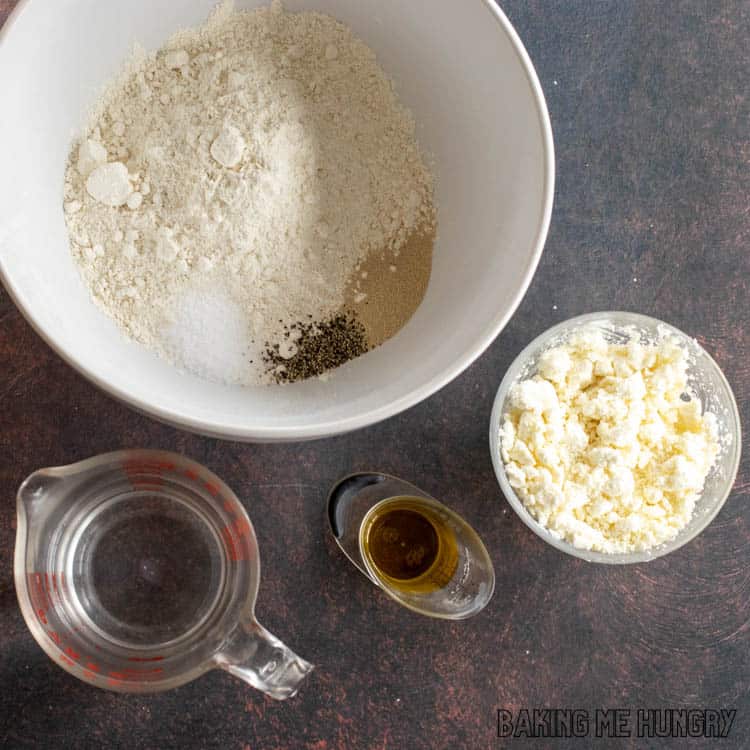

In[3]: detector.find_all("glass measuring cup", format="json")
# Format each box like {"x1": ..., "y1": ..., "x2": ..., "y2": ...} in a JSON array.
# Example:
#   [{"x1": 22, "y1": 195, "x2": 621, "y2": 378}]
[{"x1": 14, "y1": 450, "x2": 312, "y2": 697}]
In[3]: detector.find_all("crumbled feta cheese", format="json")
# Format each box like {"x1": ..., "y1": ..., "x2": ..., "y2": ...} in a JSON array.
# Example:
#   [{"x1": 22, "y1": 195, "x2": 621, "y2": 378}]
[{"x1": 499, "y1": 327, "x2": 720, "y2": 553}]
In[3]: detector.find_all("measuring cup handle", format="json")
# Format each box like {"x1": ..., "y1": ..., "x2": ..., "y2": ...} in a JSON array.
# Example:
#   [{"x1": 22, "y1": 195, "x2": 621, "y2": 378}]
[{"x1": 216, "y1": 619, "x2": 313, "y2": 700}]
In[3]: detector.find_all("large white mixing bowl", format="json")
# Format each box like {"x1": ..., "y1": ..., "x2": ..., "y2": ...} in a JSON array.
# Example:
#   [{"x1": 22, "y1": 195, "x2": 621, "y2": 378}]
[{"x1": 0, "y1": 0, "x2": 554, "y2": 441}]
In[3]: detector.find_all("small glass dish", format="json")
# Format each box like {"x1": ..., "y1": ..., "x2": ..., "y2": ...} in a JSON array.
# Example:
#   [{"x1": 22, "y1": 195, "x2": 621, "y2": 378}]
[{"x1": 489, "y1": 312, "x2": 742, "y2": 564}]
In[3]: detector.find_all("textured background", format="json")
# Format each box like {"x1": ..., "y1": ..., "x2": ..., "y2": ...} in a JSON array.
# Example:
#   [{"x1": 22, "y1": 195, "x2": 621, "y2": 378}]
[{"x1": 1, "y1": 1, "x2": 748, "y2": 748}]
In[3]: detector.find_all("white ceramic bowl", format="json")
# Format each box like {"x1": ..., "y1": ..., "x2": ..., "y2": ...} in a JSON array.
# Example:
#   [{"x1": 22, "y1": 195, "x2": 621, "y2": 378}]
[
  {"x1": 489, "y1": 312, "x2": 742, "y2": 563},
  {"x1": 0, "y1": 0, "x2": 554, "y2": 441}
]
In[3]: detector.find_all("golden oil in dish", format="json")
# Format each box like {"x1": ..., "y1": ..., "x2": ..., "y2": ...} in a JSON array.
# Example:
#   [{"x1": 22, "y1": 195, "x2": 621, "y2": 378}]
[{"x1": 360, "y1": 497, "x2": 459, "y2": 594}]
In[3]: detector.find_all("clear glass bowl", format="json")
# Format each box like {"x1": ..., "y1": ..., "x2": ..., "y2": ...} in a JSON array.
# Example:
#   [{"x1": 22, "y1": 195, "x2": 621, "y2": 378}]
[{"x1": 489, "y1": 312, "x2": 742, "y2": 564}]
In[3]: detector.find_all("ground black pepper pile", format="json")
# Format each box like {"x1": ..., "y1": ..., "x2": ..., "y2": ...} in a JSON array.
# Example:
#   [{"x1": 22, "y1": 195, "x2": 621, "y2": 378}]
[{"x1": 264, "y1": 314, "x2": 369, "y2": 383}]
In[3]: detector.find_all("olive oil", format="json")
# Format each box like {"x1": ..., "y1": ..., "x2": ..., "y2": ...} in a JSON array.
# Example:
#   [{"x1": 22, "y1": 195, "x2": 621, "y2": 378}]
[{"x1": 360, "y1": 497, "x2": 459, "y2": 594}]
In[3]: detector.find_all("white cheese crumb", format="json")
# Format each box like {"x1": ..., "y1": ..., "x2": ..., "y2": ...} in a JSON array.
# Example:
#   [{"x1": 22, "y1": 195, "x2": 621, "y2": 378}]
[{"x1": 499, "y1": 327, "x2": 720, "y2": 553}]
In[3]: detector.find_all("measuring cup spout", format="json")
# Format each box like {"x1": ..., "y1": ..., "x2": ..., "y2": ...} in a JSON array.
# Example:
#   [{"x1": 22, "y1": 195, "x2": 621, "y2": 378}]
[
  {"x1": 216, "y1": 620, "x2": 313, "y2": 700},
  {"x1": 17, "y1": 469, "x2": 68, "y2": 523}
]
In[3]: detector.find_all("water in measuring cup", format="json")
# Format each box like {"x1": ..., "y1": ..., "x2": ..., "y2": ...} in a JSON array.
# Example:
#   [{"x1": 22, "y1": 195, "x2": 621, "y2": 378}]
[{"x1": 61, "y1": 490, "x2": 226, "y2": 648}]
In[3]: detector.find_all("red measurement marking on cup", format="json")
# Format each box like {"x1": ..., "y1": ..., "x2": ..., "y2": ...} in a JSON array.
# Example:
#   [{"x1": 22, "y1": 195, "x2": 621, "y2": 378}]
[
  {"x1": 83, "y1": 662, "x2": 104, "y2": 681},
  {"x1": 204, "y1": 481, "x2": 220, "y2": 497},
  {"x1": 122, "y1": 462, "x2": 161, "y2": 489},
  {"x1": 39, "y1": 570, "x2": 67, "y2": 627},
  {"x1": 224, "y1": 499, "x2": 236, "y2": 514},
  {"x1": 234, "y1": 518, "x2": 251, "y2": 537},
  {"x1": 221, "y1": 526, "x2": 239, "y2": 560},
  {"x1": 220, "y1": 526, "x2": 245, "y2": 562},
  {"x1": 127, "y1": 656, "x2": 165, "y2": 663},
  {"x1": 33, "y1": 573, "x2": 47, "y2": 604},
  {"x1": 29, "y1": 572, "x2": 94, "y2": 671},
  {"x1": 122, "y1": 459, "x2": 176, "y2": 490},
  {"x1": 124, "y1": 459, "x2": 176, "y2": 473},
  {"x1": 29, "y1": 573, "x2": 49, "y2": 624},
  {"x1": 48, "y1": 631, "x2": 85, "y2": 667},
  {"x1": 41, "y1": 572, "x2": 64, "y2": 607},
  {"x1": 184, "y1": 468, "x2": 200, "y2": 481}
]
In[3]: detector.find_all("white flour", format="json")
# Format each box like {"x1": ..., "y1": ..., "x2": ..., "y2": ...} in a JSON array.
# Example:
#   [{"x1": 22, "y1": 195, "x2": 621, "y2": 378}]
[{"x1": 64, "y1": 0, "x2": 435, "y2": 385}]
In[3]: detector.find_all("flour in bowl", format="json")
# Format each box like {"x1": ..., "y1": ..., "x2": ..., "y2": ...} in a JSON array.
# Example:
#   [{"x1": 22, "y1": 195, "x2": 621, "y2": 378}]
[{"x1": 63, "y1": 0, "x2": 435, "y2": 385}]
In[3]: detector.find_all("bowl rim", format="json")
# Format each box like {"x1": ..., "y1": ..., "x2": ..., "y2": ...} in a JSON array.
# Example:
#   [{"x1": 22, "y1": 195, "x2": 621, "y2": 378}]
[
  {"x1": 488, "y1": 311, "x2": 743, "y2": 564},
  {"x1": 0, "y1": 0, "x2": 555, "y2": 442}
]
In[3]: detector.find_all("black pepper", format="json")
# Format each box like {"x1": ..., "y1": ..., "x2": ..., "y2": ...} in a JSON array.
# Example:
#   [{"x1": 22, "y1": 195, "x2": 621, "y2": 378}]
[{"x1": 264, "y1": 313, "x2": 369, "y2": 383}]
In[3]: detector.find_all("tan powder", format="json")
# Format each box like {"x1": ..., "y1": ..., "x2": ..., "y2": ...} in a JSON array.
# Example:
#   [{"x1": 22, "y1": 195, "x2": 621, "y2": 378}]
[{"x1": 345, "y1": 227, "x2": 435, "y2": 347}]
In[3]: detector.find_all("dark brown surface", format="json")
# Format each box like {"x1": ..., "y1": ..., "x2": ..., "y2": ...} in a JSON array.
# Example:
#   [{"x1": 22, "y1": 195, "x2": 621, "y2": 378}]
[{"x1": 1, "y1": 1, "x2": 748, "y2": 748}]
